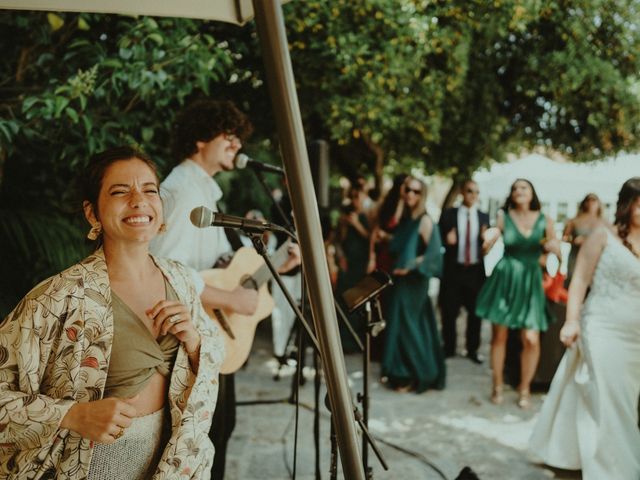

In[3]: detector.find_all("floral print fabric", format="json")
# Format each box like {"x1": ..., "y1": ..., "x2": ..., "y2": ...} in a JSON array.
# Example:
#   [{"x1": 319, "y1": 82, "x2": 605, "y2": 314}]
[{"x1": 0, "y1": 249, "x2": 223, "y2": 479}]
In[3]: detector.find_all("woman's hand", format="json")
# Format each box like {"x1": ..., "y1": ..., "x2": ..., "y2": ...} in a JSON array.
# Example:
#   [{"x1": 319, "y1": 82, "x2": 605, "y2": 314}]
[
  {"x1": 559, "y1": 321, "x2": 580, "y2": 347},
  {"x1": 572, "y1": 234, "x2": 586, "y2": 246},
  {"x1": 147, "y1": 300, "x2": 201, "y2": 354},
  {"x1": 60, "y1": 396, "x2": 138, "y2": 444},
  {"x1": 543, "y1": 238, "x2": 562, "y2": 255},
  {"x1": 392, "y1": 268, "x2": 410, "y2": 276},
  {"x1": 482, "y1": 226, "x2": 501, "y2": 253},
  {"x1": 445, "y1": 228, "x2": 457, "y2": 246}
]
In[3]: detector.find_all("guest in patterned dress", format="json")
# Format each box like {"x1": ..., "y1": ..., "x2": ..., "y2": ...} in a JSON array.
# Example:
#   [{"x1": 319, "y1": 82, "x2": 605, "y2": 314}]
[{"x1": 0, "y1": 146, "x2": 225, "y2": 479}]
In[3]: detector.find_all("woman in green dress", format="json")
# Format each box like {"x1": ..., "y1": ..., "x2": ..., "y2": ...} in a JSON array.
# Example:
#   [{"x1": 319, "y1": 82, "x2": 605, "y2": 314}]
[
  {"x1": 476, "y1": 179, "x2": 561, "y2": 408},
  {"x1": 381, "y1": 177, "x2": 445, "y2": 393}
]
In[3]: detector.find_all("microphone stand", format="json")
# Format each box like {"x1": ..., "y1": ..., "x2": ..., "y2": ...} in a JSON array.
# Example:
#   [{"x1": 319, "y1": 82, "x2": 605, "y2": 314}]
[
  {"x1": 252, "y1": 168, "x2": 295, "y2": 233},
  {"x1": 249, "y1": 167, "x2": 364, "y2": 352},
  {"x1": 247, "y1": 230, "x2": 387, "y2": 478},
  {"x1": 247, "y1": 231, "x2": 320, "y2": 354},
  {"x1": 356, "y1": 299, "x2": 388, "y2": 478},
  {"x1": 252, "y1": 168, "x2": 364, "y2": 479}
]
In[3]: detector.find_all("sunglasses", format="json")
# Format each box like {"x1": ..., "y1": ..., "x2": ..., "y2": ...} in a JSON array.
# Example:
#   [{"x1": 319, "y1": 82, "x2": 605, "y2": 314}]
[{"x1": 405, "y1": 187, "x2": 422, "y2": 195}]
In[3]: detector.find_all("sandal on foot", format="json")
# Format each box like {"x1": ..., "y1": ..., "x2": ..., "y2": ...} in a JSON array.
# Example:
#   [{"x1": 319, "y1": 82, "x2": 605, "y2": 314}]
[
  {"x1": 490, "y1": 385, "x2": 504, "y2": 405},
  {"x1": 517, "y1": 390, "x2": 531, "y2": 409}
]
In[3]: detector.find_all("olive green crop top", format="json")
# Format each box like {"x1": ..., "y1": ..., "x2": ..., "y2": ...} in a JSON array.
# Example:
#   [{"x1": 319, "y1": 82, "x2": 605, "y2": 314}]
[{"x1": 103, "y1": 278, "x2": 180, "y2": 398}]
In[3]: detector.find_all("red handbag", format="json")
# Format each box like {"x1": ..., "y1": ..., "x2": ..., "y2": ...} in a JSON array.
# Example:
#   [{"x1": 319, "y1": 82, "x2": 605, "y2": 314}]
[{"x1": 542, "y1": 271, "x2": 568, "y2": 304}]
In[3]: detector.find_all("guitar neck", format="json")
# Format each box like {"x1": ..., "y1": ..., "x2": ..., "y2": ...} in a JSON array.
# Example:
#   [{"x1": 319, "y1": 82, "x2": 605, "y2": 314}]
[{"x1": 244, "y1": 240, "x2": 291, "y2": 288}]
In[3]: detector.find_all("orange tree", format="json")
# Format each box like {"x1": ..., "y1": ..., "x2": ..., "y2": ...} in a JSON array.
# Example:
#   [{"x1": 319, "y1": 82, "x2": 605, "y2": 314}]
[{"x1": 280, "y1": 0, "x2": 640, "y2": 186}]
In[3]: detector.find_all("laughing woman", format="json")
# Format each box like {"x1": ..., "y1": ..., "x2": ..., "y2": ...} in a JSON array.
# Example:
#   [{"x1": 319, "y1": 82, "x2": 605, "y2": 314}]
[
  {"x1": 476, "y1": 179, "x2": 561, "y2": 408},
  {"x1": 0, "y1": 147, "x2": 224, "y2": 479}
]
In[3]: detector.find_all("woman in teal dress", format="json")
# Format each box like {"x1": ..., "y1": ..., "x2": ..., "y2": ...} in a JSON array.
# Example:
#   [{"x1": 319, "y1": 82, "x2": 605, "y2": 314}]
[
  {"x1": 381, "y1": 177, "x2": 445, "y2": 393},
  {"x1": 476, "y1": 179, "x2": 561, "y2": 408}
]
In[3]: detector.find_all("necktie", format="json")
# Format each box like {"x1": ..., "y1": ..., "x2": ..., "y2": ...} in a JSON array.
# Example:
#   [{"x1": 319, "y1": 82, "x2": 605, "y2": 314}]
[{"x1": 464, "y1": 211, "x2": 471, "y2": 266}]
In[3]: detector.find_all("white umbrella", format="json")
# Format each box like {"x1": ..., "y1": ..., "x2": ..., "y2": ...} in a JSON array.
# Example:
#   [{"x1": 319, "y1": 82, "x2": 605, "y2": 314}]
[{"x1": 0, "y1": 0, "x2": 258, "y2": 24}]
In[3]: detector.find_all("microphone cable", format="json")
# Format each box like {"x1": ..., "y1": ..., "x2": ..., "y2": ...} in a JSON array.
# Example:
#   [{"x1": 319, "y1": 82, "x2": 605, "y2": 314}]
[{"x1": 237, "y1": 395, "x2": 449, "y2": 480}]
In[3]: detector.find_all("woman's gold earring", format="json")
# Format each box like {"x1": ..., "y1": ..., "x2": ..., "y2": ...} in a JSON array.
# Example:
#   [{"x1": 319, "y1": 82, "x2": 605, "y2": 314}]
[
  {"x1": 159, "y1": 223, "x2": 167, "y2": 234},
  {"x1": 87, "y1": 223, "x2": 102, "y2": 240}
]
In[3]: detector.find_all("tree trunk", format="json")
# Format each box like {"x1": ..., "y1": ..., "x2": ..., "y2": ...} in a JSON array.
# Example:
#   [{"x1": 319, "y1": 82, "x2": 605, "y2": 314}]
[{"x1": 362, "y1": 134, "x2": 384, "y2": 190}]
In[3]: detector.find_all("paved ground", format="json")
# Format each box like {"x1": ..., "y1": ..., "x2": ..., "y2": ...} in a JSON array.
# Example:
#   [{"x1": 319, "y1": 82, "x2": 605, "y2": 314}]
[{"x1": 225, "y1": 318, "x2": 582, "y2": 480}]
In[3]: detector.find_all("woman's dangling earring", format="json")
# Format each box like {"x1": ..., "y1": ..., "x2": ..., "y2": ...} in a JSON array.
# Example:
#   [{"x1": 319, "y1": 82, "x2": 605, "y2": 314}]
[
  {"x1": 87, "y1": 222, "x2": 102, "y2": 240},
  {"x1": 159, "y1": 223, "x2": 167, "y2": 234}
]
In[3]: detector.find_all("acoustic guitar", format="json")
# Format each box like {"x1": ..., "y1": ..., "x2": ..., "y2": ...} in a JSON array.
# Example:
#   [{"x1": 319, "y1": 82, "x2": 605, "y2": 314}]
[{"x1": 200, "y1": 240, "x2": 292, "y2": 373}]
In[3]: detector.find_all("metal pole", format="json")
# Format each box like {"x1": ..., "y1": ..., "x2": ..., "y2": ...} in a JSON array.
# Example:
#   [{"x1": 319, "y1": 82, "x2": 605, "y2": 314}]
[{"x1": 251, "y1": 2, "x2": 365, "y2": 479}]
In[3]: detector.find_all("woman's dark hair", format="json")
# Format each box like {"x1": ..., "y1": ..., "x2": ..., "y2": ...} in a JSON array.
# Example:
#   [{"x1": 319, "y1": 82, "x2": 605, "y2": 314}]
[
  {"x1": 503, "y1": 178, "x2": 541, "y2": 211},
  {"x1": 614, "y1": 177, "x2": 640, "y2": 255},
  {"x1": 578, "y1": 193, "x2": 602, "y2": 216},
  {"x1": 171, "y1": 99, "x2": 253, "y2": 166},
  {"x1": 82, "y1": 146, "x2": 158, "y2": 213},
  {"x1": 377, "y1": 173, "x2": 408, "y2": 229}
]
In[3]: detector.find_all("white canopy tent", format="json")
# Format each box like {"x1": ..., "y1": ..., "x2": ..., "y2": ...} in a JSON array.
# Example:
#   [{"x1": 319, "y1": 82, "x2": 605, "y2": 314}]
[
  {"x1": 474, "y1": 153, "x2": 640, "y2": 222},
  {"x1": 0, "y1": 0, "x2": 257, "y2": 24},
  {"x1": 0, "y1": 2, "x2": 365, "y2": 478}
]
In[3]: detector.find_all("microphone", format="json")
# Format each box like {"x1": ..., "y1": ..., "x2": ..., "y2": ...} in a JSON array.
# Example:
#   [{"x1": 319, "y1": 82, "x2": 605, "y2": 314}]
[
  {"x1": 190, "y1": 206, "x2": 286, "y2": 234},
  {"x1": 235, "y1": 153, "x2": 285, "y2": 175}
]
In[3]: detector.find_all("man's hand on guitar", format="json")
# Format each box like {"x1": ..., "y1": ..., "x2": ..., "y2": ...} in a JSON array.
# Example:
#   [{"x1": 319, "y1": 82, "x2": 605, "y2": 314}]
[
  {"x1": 278, "y1": 243, "x2": 301, "y2": 274},
  {"x1": 200, "y1": 284, "x2": 257, "y2": 316},
  {"x1": 230, "y1": 286, "x2": 259, "y2": 316}
]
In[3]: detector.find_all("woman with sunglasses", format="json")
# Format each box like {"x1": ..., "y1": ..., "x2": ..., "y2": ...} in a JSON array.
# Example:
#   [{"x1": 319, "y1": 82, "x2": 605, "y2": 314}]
[
  {"x1": 381, "y1": 176, "x2": 445, "y2": 392},
  {"x1": 0, "y1": 147, "x2": 224, "y2": 479},
  {"x1": 476, "y1": 178, "x2": 561, "y2": 408}
]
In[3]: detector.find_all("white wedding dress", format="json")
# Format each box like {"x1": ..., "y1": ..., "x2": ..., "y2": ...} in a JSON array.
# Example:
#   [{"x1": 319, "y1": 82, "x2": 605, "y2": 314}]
[{"x1": 529, "y1": 229, "x2": 640, "y2": 480}]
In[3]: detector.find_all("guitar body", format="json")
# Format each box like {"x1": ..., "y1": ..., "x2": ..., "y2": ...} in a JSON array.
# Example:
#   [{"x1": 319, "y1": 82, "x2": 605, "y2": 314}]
[{"x1": 200, "y1": 247, "x2": 275, "y2": 374}]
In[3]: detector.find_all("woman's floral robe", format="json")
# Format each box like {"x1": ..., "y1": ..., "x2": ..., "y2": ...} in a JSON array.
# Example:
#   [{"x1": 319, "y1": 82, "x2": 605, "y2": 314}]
[{"x1": 0, "y1": 248, "x2": 224, "y2": 479}]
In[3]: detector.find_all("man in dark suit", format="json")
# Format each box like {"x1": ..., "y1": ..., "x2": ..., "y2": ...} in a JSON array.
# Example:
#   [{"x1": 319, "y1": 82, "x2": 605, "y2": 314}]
[{"x1": 438, "y1": 179, "x2": 490, "y2": 364}]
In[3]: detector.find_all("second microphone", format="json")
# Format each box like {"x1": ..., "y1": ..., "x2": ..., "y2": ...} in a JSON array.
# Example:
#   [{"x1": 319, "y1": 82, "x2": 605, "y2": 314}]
[{"x1": 190, "y1": 206, "x2": 288, "y2": 234}]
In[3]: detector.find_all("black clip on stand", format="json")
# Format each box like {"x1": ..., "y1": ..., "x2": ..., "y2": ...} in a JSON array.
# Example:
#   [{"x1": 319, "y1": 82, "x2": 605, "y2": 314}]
[{"x1": 337, "y1": 270, "x2": 393, "y2": 478}]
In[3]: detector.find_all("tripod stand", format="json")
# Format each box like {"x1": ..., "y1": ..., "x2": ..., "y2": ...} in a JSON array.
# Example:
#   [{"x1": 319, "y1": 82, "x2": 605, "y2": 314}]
[{"x1": 337, "y1": 270, "x2": 392, "y2": 478}]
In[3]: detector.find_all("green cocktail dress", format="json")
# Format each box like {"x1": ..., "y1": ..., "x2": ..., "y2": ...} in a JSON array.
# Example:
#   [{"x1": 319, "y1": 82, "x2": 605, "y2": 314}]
[
  {"x1": 476, "y1": 212, "x2": 552, "y2": 332},
  {"x1": 381, "y1": 214, "x2": 446, "y2": 392}
]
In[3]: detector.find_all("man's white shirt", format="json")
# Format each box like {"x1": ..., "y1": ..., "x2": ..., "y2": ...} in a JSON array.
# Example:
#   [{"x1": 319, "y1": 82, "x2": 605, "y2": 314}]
[{"x1": 150, "y1": 159, "x2": 232, "y2": 293}]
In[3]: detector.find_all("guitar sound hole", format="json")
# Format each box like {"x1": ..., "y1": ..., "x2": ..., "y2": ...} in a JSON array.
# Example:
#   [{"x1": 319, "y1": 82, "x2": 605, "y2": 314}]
[{"x1": 241, "y1": 275, "x2": 258, "y2": 290}]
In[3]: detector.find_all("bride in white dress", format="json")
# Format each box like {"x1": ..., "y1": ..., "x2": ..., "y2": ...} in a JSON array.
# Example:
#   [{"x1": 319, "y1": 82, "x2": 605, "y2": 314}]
[{"x1": 529, "y1": 177, "x2": 640, "y2": 480}]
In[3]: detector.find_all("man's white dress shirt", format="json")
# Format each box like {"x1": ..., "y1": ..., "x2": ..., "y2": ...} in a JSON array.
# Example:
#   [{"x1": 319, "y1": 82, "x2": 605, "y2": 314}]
[{"x1": 150, "y1": 160, "x2": 232, "y2": 292}]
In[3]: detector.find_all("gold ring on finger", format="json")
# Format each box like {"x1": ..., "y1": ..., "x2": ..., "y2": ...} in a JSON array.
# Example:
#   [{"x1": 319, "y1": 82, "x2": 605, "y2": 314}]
[{"x1": 114, "y1": 426, "x2": 125, "y2": 440}]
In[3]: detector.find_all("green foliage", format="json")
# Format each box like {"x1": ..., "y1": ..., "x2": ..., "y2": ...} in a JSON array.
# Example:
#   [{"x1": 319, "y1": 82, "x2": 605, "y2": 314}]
[
  {"x1": 0, "y1": 207, "x2": 88, "y2": 314},
  {"x1": 2, "y1": 3, "x2": 640, "y2": 313},
  {"x1": 282, "y1": 0, "x2": 640, "y2": 183},
  {"x1": 0, "y1": 12, "x2": 255, "y2": 314}
]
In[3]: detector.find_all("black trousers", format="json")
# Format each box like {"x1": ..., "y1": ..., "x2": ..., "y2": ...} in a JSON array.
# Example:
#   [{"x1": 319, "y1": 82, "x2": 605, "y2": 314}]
[
  {"x1": 209, "y1": 373, "x2": 236, "y2": 479},
  {"x1": 439, "y1": 263, "x2": 485, "y2": 356}
]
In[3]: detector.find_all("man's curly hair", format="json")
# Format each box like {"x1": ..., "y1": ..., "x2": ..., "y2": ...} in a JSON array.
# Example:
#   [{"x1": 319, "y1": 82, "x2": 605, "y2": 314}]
[{"x1": 171, "y1": 99, "x2": 253, "y2": 166}]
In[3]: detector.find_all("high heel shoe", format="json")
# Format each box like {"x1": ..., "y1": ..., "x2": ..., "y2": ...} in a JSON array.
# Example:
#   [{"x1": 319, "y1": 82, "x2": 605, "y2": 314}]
[
  {"x1": 517, "y1": 390, "x2": 531, "y2": 409},
  {"x1": 490, "y1": 384, "x2": 504, "y2": 405}
]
